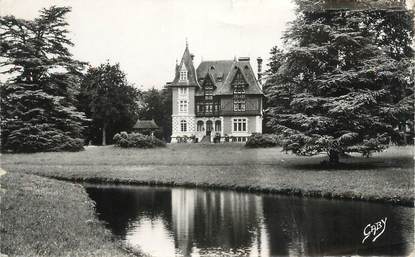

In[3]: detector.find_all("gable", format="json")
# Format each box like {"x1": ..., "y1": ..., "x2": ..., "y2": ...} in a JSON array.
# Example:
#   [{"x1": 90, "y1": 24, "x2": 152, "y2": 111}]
[
  {"x1": 202, "y1": 73, "x2": 216, "y2": 89},
  {"x1": 230, "y1": 68, "x2": 248, "y2": 88},
  {"x1": 217, "y1": 61, "x2": 263, "y2": 95}
]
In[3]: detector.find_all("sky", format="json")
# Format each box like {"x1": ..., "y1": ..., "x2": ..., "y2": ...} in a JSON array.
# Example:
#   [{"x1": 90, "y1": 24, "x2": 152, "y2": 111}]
[{"x1": 1, "y1": 0, "x2": 296, "y2": 90}]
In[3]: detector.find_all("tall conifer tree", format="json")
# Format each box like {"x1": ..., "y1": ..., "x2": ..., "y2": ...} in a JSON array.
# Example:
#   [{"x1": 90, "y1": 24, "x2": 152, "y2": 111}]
[
  {"x1": 265, "y1": 0, "x2": 414, "y2": 162},
  {"x1": 1, "y1": 6, "x2": 87, "y2": 152}
]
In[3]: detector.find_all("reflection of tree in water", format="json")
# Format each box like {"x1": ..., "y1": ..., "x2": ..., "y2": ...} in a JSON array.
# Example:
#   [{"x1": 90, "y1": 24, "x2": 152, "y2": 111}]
[
  {"x1": 262, "y1": 195, "x2": 413, "y2": 256},
  {"x1": 85, "y1": 186, "x2": 172, "y2": 238},
  {"x1": 86, "y1": 185, "x2": 413, "y2": 257},
  {"x1": 171, "y1": 188, "x2": 266, "y2": 256}
]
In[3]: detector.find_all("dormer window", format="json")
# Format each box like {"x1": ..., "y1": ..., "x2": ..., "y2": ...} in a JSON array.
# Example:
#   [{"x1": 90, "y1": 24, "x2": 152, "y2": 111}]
[
  {"x1": 180, "y1": 71, "x2": 187, "y2": 81},
  {"x1": 179, "y1": 65, "x2": 188, "y2": 82},
  {"x1": 232, "y1": 69, "x2": 247, "y2": 112}
]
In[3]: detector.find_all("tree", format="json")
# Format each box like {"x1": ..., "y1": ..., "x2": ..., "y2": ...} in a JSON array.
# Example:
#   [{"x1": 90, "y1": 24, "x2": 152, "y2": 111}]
[
  {"x1": 137, "y1": 87, "x2": 172, "y2": 141},
  {"x1": 0, "y1": 6, "x2": 87, "y2": 152},
  {"x1": 265, "y1": 0, "x2": 414, "y2": 163},
  {"x1": 78, "y1": 62, "x2": 140, "y2": 145},
  {"x1": 262, "y1": 46, "x2": 285, "y2": 134}
]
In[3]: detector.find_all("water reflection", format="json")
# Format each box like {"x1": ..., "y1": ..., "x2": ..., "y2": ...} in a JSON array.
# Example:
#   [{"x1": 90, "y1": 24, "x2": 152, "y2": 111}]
[{"x1": 85, "y1": 185, "x2": 413, "y2": 257}]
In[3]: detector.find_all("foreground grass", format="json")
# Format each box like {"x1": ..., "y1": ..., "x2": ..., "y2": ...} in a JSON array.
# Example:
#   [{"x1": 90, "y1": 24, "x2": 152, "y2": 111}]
[
  {"x1": 0, "y1": 172, "x2": 138, "y2": 257},
  {"x1": 2, "y1": 144, "x2": 414, "y2": 205}
]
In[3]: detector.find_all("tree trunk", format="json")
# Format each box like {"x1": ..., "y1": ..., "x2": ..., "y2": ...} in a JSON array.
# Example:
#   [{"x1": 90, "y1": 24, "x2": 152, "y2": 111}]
[
  {"x1": 328, "y1": 150, "x2": 339, "y2": 164},
  {"x1": 102, "y1": 123, "x2": 107, "y2": 146}
]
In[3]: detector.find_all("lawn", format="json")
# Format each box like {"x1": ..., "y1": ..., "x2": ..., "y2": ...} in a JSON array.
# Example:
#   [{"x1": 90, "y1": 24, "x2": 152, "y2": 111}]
[
  {"x1": 0, "y1": 171, "x2": 139, "y2": 257},
  {"x1": 2, "y1": 144, "x2": 413, "y2": 205}
]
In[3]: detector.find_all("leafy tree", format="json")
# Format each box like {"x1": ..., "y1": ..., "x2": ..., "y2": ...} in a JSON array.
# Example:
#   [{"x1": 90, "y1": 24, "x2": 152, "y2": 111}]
[
  {"x1": 137, "y1": 87, "x2": 172, "y2": 141},
  {"x1": 78, "y1": 62, "x2": 140, "y2": 145},
  {"x1": 265, "y1": 0, "x2": 414, "y2": 163},
  {"x1": 0, "y1": 6, "x2": 87, "y2": 152}
]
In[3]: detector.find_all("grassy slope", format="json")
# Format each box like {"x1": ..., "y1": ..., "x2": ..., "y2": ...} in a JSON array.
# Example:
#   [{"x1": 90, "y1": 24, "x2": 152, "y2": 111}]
[
  {"x1": 0, "y1": 172, "x2": 137, "y2": 257},
  {"x1": 1, "y1": 144, "x2": 414, "y2": 205}
]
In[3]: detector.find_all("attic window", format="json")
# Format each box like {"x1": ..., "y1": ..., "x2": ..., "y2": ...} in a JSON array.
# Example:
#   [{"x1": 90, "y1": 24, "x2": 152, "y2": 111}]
[
  {"x1": 179, "y1": 65, "x2": 188, "y2": 82},
  {"x1": 180, "y1": 71, "x2": 188, "y2": 81},
  {"x1": 244, "y1": 65, "x2": 249, "y2": 69},
  {"x1": 210, "y1": 66, "x2": 215, "y2": 70}
]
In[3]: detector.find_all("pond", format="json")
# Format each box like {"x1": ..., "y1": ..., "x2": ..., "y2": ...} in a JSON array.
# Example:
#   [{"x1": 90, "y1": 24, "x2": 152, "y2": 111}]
[{"x1": 85, "y1": 185, "x2": 413, "y2": 257}]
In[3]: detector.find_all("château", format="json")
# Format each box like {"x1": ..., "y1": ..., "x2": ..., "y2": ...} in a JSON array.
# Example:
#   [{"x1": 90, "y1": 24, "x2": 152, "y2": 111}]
[{"x1": 167, "y1": 43, "x2": 264, "y2": 143}]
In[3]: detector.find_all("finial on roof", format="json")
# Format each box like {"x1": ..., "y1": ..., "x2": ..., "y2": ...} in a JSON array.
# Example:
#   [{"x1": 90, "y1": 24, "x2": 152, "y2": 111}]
[
  {"x1": 185, "y1": 37, "x2": 188, "y2": 48},
  {"x1": 233, "y1": 56, "x2": 237, "y2": 62},
  {"x1": 176, "y1": 58, "x2": 178, "y2": 65}
]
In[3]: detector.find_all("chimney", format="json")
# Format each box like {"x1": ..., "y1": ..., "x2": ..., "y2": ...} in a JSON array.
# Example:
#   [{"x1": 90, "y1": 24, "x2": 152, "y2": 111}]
[
  {"x1": 257, "y1": 57, "x2": 263, "y2": 84},
  {"x1": 238, "y1": 57, "x2": 250, "y2": 62}
]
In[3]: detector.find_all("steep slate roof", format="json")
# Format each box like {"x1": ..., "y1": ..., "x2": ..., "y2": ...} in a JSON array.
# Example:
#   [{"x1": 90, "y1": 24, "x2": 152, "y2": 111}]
[
  {"x1": 133, "y1": 120, "x2": 159, "y2": 129},
  {"x1": 168, "y1": 45, "x2": 263, "y2": 95},
  {"x1": 217, "y1": 60, "x2": 263, "y2": 95},
  {"x1": 196, "y1": 59, "x2": 263, "y2": 95},
  {"x1": 170, "y1": 45, "x2": 199, "y2": 87}
]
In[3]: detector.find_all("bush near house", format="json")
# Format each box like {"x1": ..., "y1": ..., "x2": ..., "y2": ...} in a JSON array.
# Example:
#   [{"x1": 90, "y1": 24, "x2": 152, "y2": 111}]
[
  {"x1": 113, "y1": 132, "x2": 165, "y2": 148},
  {"x1": 245, "y1": 133, "x2": 282, "y2": 148}
]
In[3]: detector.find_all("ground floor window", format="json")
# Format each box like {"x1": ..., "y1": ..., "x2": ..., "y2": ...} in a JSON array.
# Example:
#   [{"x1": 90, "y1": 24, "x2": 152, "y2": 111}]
[
  {"x1": 180, "y1": 120, "x2": 187, "y2": 132},
  {"x1": 232, "y1": 118, "x2": 247, "y2": 132},
  {"x1": 197, "y1": 120, "x2": 204, "y2": 131},
  {"x1": 215, "y1": 120, "x2": 221, "y2": 132},
  {"x1": 206, "y1": 120, "x2": 213, "y2": 132}
]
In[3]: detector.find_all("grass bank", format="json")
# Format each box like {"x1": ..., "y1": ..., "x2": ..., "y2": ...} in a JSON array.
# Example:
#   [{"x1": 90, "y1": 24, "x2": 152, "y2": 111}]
[
  {"x1": 2, "y1": 144, "x2": 414, "y2": 206},
  {"x1": 0, "y1": 171, "x2": 139, "y2": 257}
]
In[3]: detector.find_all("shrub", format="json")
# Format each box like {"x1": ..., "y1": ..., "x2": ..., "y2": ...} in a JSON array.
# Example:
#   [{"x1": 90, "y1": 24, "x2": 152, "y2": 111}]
[
  {"x1": 58, "y1": 138, "x2": 84, "y2": 152},
  {"x1": 245, "y1": 133, "x2": 282, "y2": 148},
  {"x1": 3, "y1": 126, "x2": 84, "y2": 153},
  {"x1": 113, "y1": 132, "x2": 165, "y2": 148}
]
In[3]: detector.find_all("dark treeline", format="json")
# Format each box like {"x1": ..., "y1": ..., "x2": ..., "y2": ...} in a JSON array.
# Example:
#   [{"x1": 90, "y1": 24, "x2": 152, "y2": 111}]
[{"x1": 0, "y1": 6, "x2": 172, "y2": 152}]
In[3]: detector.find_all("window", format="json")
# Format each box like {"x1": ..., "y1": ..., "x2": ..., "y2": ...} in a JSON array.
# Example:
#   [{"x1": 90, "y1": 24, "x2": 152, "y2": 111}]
[
  {"x1": 233, "y1": 87, "x2": 246, "y2": 111},
  {"x1": 232, "y1": 69, "x2": 247, "y2": 112},
  {"x1": 180, "y1": 71, "x2": 188, "y2": 81},
  {"x1": 180, "y1": 71, "x2": 187, "y2": 81},
  {"x1": 215, "y1": 120, "x2": 221, "y2": 132},
  {"x1": 214, "y1": 103, "x2": 219, "y2": 112},
  {"x1": 197, "y1": 121, "x2": 204, "y2": 131},
  {"x1": 234, "y1": 96, "x2": 246, "y2": 111},
  {"x1": 233, "y1": 118, "x2": 247, "y2": 132},
  {"x1": 205, "y1": 86, "x2": 213, "y2": 101},
  {"x1": 180, "y1": 120, "x2": 187, "y2": 132},
  {"x1": 178, "y1": 87, "x2": 188, "y2": 96},
  {"x1": 206, "y1": 120, "x2": 213, "y2": 132},
  {"x1": 205, "y1": 103, "x2": 213, "y2": 113},
  {"x1": 197, "y1": 103, "x2": 204, "y2": 113},
  {"x1": 179, "y1": 65, "x2": 188, "y2": 82},
  {"x1": 179, "y1": 100, "x2": 188, "y2": 113}
]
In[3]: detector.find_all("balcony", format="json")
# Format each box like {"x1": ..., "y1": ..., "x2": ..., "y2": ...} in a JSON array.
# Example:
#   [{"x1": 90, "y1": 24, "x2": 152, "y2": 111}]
[
  {"x1": 196, "y1": 101, "x2": 261, "y2": 117},
  {"x1": 196, "y1": 109, "x2": 220, "y2": 117},
  {"x1": 219, "y1": 109, "x2": 261, "y2": 116},
  {"x1": 196, "y1": 109, "x2": 260, "y2": 117}
]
